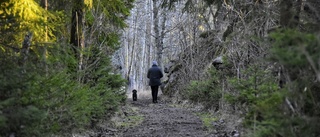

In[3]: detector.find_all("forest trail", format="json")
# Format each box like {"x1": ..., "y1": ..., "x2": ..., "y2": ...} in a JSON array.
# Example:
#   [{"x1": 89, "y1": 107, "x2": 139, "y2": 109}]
[
  {"x1": 122, "y1": 96, "x2": 206, "y2": 136},
  {"x1": 103, "y1": 91, "x2": 226, "y2": 137}
]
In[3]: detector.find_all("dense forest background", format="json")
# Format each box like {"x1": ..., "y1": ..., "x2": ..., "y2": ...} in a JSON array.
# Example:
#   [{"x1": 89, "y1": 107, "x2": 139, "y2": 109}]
[
  {"x1": 0, "y1": 0, "x2": 134, "y2": 136},
  {"x1": 1, "y1": 0, "x2": 320, "y2": 136},
  {"x1": 118, "y1": 0, "x2": 320, "y2": 136}
]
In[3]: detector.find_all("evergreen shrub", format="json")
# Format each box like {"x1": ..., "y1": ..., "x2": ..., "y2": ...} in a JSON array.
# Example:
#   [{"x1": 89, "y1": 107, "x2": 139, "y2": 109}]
[
  {"x1": 0, "y1": 45, "x2": 126, "y2": 136},
  {"x1": 186, "y1": 68, "x2": 222, "y2": 109},
  {"x1": 226, "y1": 29, "x2": 320, "y2": 137},
  {"x1": 225, "y1": 65, "x2": 285, "y2": 136}
]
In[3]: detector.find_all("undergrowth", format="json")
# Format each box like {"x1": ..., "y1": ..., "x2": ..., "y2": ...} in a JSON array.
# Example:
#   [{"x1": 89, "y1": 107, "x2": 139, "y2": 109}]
[
  {"x1": 0, "y1": 45, "x2": 126, "y2": 136},
  {"x1": 195, "y1": 112, "x2": 217, "y2": 132},
  {"x1": 184, "y1": 29, "x2": 320, "y2": 137},
  {"x1": 186, "y1": 68, "x2": 222, "y2": 110},
  {"x1": 112, "y1": 105, "x2": 143, "y2": 128}
]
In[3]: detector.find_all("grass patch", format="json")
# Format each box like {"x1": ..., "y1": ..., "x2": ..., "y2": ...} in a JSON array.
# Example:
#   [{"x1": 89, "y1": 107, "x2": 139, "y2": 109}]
[
  {"x1": 196, "y1": 112, "x2": 217, "y2": 131},
  {"x1": 115, "y1": 115, "x2": 144, "y2": 128},
  {"x1": 112, "y1": 106, "x2": 144, "y2": 128}
]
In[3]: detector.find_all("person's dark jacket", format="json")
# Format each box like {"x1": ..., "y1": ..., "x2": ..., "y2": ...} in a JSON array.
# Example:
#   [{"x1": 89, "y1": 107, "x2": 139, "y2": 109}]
[{"x1": 147, "y1": 65, "x2": 164, "y2": 86}]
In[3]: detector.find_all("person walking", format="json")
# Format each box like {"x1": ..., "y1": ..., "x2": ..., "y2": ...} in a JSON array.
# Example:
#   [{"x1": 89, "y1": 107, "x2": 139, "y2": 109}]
[{"x1": 147, "y1": 61, "x2": 164, "y2": 103}]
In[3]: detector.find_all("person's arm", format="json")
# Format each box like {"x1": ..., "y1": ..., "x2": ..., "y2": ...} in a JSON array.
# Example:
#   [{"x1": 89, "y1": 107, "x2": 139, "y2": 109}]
[
  {"x1": 160, "y1": 69, "x2": 164, "y2": 78},
  {"x1": 147, "y1": 69, "x2": 150, "y2": 78}
]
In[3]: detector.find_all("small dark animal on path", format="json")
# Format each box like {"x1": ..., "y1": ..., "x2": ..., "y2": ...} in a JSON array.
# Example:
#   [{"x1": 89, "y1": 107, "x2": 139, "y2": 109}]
[{"x1": 132, "y1": 89, "x2": 137, "y2": 101}]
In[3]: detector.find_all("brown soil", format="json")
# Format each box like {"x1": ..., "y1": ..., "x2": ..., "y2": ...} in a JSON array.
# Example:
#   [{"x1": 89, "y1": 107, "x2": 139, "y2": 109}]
[
  {"x1": 85, "y1": 92, "x2": 237, "y2": 137},
  {"x1": 121, "y1": 97, "x2": 208, "y2": 137}
]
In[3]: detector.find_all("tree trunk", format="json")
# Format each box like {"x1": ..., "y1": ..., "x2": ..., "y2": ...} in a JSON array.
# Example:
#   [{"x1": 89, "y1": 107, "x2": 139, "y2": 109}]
[
  {"x1": 41, "y1": 0, "x2": 48, "y2": 75},
  {"x1": 280, "y1": 0, "x2": 293, "y2": 27},
  {"x1": 70, "y1": 0, "x2": 84, "y2": 71},
  {"x1": 159, "y1": 9, "x2": 167, "y2": 69},
  {"x1": 21, "y1": 32, "x2": 33, "y2": 66},
  {"x1": 41, "y1": 0, "x2": 48, "y2": 42},
  {"x1": 153, "y1": 0, "x2": 161, "y2": 67}
]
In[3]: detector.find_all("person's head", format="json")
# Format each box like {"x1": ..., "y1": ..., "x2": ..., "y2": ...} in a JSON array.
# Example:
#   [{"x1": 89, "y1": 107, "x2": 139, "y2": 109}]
[{"x1": 152, "y1": 61, "x2": 158, "y2": 66}]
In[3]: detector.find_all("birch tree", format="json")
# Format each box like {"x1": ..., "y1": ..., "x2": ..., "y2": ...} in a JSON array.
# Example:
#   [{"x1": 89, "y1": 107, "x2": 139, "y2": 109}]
[{"x1": 117, "y1": 0, "x2": 195, "y2": 91}]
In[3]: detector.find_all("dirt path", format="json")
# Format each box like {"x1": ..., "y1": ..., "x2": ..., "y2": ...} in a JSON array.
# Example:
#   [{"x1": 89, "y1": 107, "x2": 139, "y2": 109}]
[
  {"x1": 91, "y1": 88, "x2": 234, "y2": 137},
  {"x1": 82, "y1": 91, "x2": 239, "y2": 137},
  {"x1": 72, "y1": 92, "x2": 239, "y2": 137},
  {"x1": 122, "y1": 98, "x2": 207, "y2": 137}
]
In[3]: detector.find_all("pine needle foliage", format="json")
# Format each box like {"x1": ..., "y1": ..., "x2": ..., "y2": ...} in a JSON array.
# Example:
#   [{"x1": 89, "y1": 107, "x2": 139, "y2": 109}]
[
  {"x1": 225, "y1": 65, "x2": 286, "y2": 137},
  {"x1": 0, "y1": 44, "x2": 126, "y2": 136},
  {"x1": 0, "y1": 0, "x2": 63, "y2": 47},
  {"x1": 262, "y1": 29, "x2": 320, "y2": 137},
  {"x1": 227, "y1": 29, "x2": 320, "y2": 137},
  {"x1": 0, "y1": 0, "x2": 133, "y2": 136},
  {"x1": 186, "y1": 68, "x2": 222, "y2": 109}
]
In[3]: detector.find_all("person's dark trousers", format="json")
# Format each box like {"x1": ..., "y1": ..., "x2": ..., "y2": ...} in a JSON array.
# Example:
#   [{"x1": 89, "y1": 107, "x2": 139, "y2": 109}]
[{"x1": 151, "y1": 86, "x2": 159, "y2": 103}]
